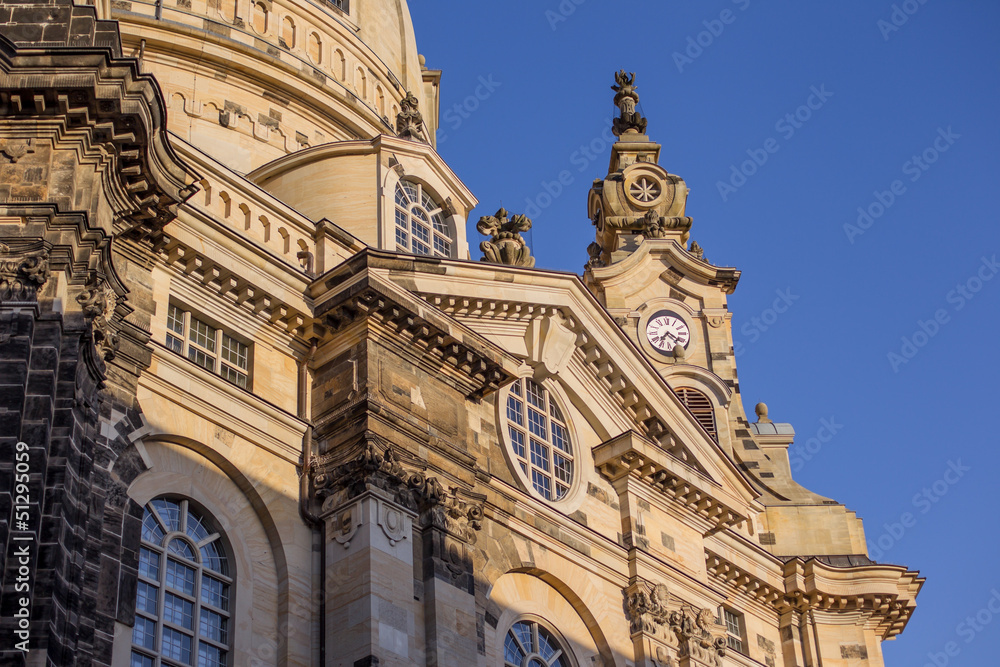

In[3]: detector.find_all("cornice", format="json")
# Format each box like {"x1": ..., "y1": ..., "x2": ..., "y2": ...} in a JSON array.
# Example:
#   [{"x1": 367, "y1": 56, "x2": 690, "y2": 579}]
[{"x1": 587, "y1": 238, "x2": 741, "y2": 295}]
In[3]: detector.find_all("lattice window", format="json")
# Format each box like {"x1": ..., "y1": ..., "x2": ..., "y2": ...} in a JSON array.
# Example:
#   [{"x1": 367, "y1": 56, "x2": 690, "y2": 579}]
[
  {"x1": 132, "y1": 498, "x2": 233, "y2": 667},
  {"x1": 720, "y1": 607, "x2": 745, "y2": 654},
  {"x1": 503, "y1": 619, "x2": 568, "y2": 667},
  {"x1": 166, "y1": 303, "x2": 250, "y2": 389},
  {"x1": 393, "y1": 181, "x2": 453, "y2": 258},
  {"x1": 504, "y1": 379, "x2": 574, "y2": 501},
  {"x1": 675, "y1": 386, "x2": 716, "y2": 440}
]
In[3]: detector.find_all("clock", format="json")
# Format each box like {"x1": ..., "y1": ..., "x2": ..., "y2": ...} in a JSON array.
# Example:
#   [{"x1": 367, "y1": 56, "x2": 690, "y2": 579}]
[{"x1": 645, "y1": 310, "x2": 690, "y2": 354}]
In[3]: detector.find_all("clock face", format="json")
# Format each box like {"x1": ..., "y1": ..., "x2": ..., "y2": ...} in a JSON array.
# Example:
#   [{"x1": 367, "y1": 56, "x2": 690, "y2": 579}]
[{"x1": 645, "y1": 311, "x2": 690, "y2": 353}]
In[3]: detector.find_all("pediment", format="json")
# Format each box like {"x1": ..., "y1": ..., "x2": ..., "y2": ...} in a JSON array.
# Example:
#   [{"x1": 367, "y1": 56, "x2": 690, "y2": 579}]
[{"x1": 375, "y1": 251, "x2": 761, "y2": 513}]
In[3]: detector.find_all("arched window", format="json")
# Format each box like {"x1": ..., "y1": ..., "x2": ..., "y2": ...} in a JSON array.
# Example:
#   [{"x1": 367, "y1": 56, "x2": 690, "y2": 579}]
[
  {"x1": 503, "y1": 379, "x2": 574, "y2": 501},
  {"x1": 131, "y1": 498, "x2": 233, "y2": 667},
  {"x1": 676, "y1": 386, "x2": 717, "y2": 440},
  {"x1": 393, "y1": 180, "x2": 453, "y2": 257},
  {"x1": 504, "y1": 619, "x2": 569, "y2": 667}
]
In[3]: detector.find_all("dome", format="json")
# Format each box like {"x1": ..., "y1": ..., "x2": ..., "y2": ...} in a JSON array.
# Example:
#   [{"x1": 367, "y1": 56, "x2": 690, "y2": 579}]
[{"x1": 100, "y1": 0, "x2": 434, "y2": 172}]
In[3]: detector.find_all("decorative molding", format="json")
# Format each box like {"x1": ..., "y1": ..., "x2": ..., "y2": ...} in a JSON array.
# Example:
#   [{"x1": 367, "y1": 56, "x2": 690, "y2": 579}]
[{"x1": 612, "y1": 70, "x2": 648, "y2": 137}]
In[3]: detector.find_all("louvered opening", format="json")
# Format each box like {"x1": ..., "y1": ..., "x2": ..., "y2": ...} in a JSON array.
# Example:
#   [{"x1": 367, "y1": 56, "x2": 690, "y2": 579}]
[{"x1": 676, "y1": 387, "x2": 717, "y2": 441}]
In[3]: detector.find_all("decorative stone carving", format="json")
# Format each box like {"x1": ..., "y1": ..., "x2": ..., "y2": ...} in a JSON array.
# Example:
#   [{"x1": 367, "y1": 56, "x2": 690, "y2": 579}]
[
  {"x1": 396, "y1": 91, "x2": 428, "y2": 142},
  {"x1": 311, "y1": 441, "x2": 484, "y2": 542},
  {"x1": 689, "y1": 241, "x2": 705, "y2": 261},
  {"x1": 671, "y1": 606, "x2": 727, "y2": 667},
  {"x1": 0, "y1": 138, "x2": 34, "y2": 163},
  {"x1": 477, "y1": 207, "x2": 535, "y2": 268},
  {"x1": 75, "y1": 272, "x2": 120, "y2": 360},
  {"x1": 612, "y1": 70, "x2": 648, "y2": 136},
  {"x1": 377, "y1": 498, "x2": 408, "y2": 546},
  {"x1": 644, "y1": 210, "x2": 693, "y2": 239},
  {"x1": 625, "y1": 579, "x2": 673, "y2": 635},
  {"x1": 0, "y1": 242, "x2": 49, "y2": 301},
  {"x1": 586, "y1": 241, "x2": 605, "y2": 268}
]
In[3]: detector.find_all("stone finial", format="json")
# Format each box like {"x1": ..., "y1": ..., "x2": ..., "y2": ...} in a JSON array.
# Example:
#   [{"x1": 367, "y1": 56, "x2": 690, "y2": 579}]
[
  {"x1": 477, "y1": 207, "x2": 535, "y2": 268},
  {"x1": 672, "y1": 344, "x2": 686, "y2": 361},
  {"x1": 396, "y1": 91, "x2": 427, "y2": 142},
  {"x1": 755, "y1": 402, "x2": 771, "y2": 423},
  {"x1": 611, "y1": 70, "x2": 648, "y2": 137},
  {"x1": 586, "y1": 241, "x2": 605, "y2": 268}
]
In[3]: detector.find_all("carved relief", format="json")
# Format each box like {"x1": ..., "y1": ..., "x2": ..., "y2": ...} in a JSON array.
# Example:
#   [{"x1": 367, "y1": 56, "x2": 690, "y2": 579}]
[
  {"x1": 75, "y1": 272, "x2": 121, "y2": 361},
  {"x1": 0, "y1": 242, "x2": 49, "y2": 302},
  {"x1": 477, "y1": 207, "x2": 534, "y2": 268},
  {"x1": 624, "y1": 580, "x2": 727, "y2": 667},
  {"x1": 311, "y1": 441, "x2": 484, "y2": 542}
]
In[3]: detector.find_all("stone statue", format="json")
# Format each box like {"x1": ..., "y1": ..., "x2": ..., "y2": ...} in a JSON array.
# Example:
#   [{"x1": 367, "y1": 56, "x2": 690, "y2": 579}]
[
  {"x1": 612, "y1": 70, "x2": 648, "y2": 136},
  {"x1": 396, "y1": 91, "x2": 427, "y2": 142},
  {"x1": 689, "y1": 240, "x2": 705, "y2": 261},
  {"x1": 477, "y1": 207, "x2": 534, "y2": 267}
]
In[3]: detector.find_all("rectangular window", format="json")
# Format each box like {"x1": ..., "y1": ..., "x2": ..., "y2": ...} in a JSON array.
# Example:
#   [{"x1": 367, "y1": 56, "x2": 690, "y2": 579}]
[
  {"x1": 165, "y1": 302, "x2": 252, "y2": 389},
  {"x1": 722, "y1": 608, "x2": 745, "y2": 653}
]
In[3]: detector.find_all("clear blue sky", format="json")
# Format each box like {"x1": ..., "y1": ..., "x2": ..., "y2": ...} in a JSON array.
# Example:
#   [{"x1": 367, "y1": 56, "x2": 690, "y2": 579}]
[{"x1": 411, "y1": 1, "x2": 999, "y2": 664}]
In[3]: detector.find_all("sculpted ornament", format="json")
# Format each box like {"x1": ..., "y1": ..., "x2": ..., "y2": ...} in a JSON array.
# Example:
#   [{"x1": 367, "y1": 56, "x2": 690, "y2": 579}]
[
  {"x1": 612, "y1": 70, "x2": 648, "y2": 136},
  {"x1": 311, "y1": 441, "x2": 484, "y2": 542},
  {"x1": 396, "y1": 91, "x2": 428, "y2": 142},
  {"x1": 477, "y1": 207, "x2": 535, "y2": 268},
  {"x1": 0, "y1": 242, "x2": 49, "y2": 301},
  {"x1": 76, "y1": 272, "x2": 120, "y2": 361}
]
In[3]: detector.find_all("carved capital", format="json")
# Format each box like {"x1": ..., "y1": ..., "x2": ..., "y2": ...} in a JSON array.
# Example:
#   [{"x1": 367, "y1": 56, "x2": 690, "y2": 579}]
[
  {"x1": 0, "y1": 242, "x2": 49, "y2": 302},
  {"x1": 670, "y1": 606, "x2": 727, "y2": 667},
  {"x1": 311, "y1": 441, "x2": 484, "y2": 543},
  {"x1": 625, "y1": 579, "x2": 673, "y2": 637}
]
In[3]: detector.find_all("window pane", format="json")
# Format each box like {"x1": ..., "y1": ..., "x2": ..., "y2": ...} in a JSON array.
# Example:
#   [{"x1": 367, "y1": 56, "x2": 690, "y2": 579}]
[
  {"x1": 506, "y1": 396, "x2": 524, "y2": 426},
  {"x1": 167, "y1": 304, "x2": 185, "y2": 335},
  {"x1": 531, "y1": 470, "x2": 552, "y2": 499},
  {"x1": 221, "y1": 335, "x2": 247, "y2": 370},
  {"x1": 413, "y1": 221, "x2": 430, "y2": 244},
  {"x1": 200, "y1": 542, "x2": 228, "y2": 575},
  {"x1": 136, "y1": 581, "x2": 158, "y2": 615},
  {"x1": 131, "y1": 652, "x2": 155, "y2": 667},
  {"x1": 525, "y1": 380, "x2": 545, "y2": 409},
  {"x1": 151, "y1": 499, "x2": 181, "y2": 532},
  {"x1": 394, "y1": 183, "x2": 408, "y2": 206},
  {"x1": 202, "y1": 576, "x2": 230, "y2": 611},
  {"x1": 189, "y1": 317, "x2": 217, "y2": 352},
  {"x1": 166, "y1": 559, "x2": 196, "y2": 594},
  {"x1": 504, "y1": 632, "x2": 525, "y2": 664},
  {"x1": 508, "y1": 427, "x2": 525, "y2": 459},
  {"x1": 395, "y1": 208, "x2": 408, "y2": 230},
  {"x1": 139, "y1": 547, "x2": 160, "y2": 580},
  {"x1": 142, "y1": 511, "x2": 164, "y2": 544},
  {"x1": 200, "y1": 608, "x2": 229, "y2": 644},
  {"x1": 166, "y1": 333, "x2": 184, "y2": 353},
  {"x1": 433, "y1": 235, "x2": 451, "y2": 256},
  {"x1": 432, "y1": 213, "x2": 448, "y2": 234},
  {"x1": 221, "y1": 364, "x2": 249, "y2": 389},
  {"x1": 412, "y1": 239, "x2": 430, "y2": 255},
  {"x1": 133, "y1": 616, "x2": 157, "y2": 650},
  {"x1": 529, "y1": 439, "x2": 549, "y2": 471},
  {"x1": 188, "y1": 346, "x2": 215, "y2": 372},
  {"x1": 198, "y1": 643, "x2": 227, "y2": 667},
  {"x1": 164, "y1": 593, "x2": 195, "y2": 630},
  {"x1": 554, "y1": 453, "x2": 572, "y2": 485},
  {"x1": 527, "y1": 408, "x2": 547, "y2": 439},
  {"x1": 168, "y1": 539, "x2": 196, "y2": 561},
  {"x1": 512, "y1": 622, "x2": 533, "y2": 652},
  {"x1": 161, "y1": 627, "x2": 193, "y2": 664},
  {"x1": 395, "y1": 227, "x2": 409, "y2": 250},
  {"x1": 551, "y1": 422, "x2": 570, "y2": 453}
]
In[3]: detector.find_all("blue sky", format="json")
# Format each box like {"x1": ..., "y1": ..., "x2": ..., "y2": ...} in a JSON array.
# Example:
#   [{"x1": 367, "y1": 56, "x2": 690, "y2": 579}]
[{"x1": 412, "y1": 1, "x2": 1000, "y2": 664}]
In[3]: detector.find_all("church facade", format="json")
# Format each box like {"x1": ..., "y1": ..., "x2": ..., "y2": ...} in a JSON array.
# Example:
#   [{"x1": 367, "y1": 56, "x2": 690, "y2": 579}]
[{"x1": 0, "y1": 1, "x2": 922, "y2": 666}]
